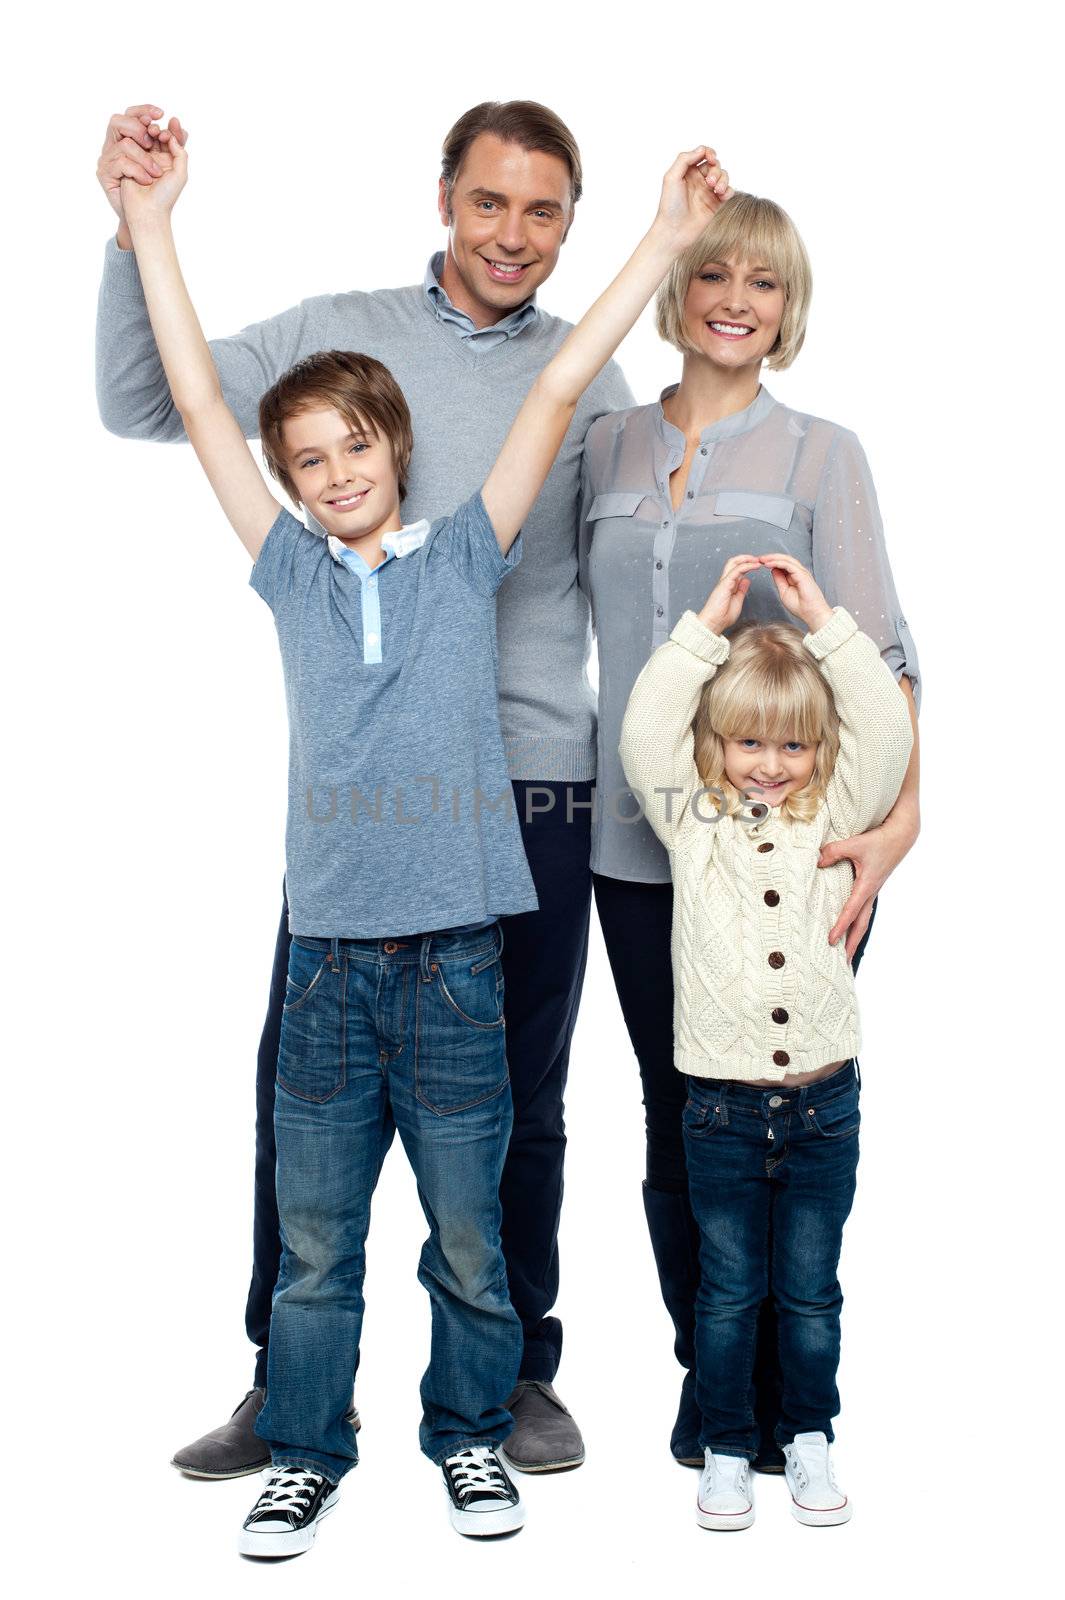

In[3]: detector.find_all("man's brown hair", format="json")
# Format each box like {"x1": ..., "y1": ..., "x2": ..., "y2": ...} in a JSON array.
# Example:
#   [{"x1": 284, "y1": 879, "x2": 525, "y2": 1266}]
[
  {"x1": 258, "y1": 351, "x2": 414, "y2": 506},
  {"x1": 440, "y1": 100, "x2": 583, "y2": 218}
]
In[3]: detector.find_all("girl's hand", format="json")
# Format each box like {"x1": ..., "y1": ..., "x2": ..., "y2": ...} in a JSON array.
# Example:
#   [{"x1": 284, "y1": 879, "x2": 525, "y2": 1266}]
[
  {"x1": 652, "y1": 146, "x2": 733, "y2": 253},
  {"x1": 760, "y1": 552, "x2": 834, "y2": 632},
  {"x1": 120, "y1": 126, "x2": 188, "y2": 224},
  {"x1": 697, "y1": 553, "x2": 761, "y2": 635}
]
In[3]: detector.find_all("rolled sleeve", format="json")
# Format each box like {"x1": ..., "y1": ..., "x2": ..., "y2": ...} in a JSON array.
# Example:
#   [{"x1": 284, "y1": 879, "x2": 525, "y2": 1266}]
[{"x1": 432, "y1": 489, "x2": 522, "y2": 598}]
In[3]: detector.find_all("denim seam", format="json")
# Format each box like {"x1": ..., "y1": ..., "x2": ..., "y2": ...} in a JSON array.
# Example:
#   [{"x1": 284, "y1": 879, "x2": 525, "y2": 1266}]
[
  {"x1": 269, "y1": 1453, "x2": 348, "y2": 1487},
  {"x1": 429, "y1": 1434, "x2": 508, "y2": 1468}
]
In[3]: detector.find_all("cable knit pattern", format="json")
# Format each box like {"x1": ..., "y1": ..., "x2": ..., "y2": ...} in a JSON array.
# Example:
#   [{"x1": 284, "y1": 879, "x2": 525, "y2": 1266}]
[{"x1": 618, "y1": 606, "x2": 914, "y2": 1082}]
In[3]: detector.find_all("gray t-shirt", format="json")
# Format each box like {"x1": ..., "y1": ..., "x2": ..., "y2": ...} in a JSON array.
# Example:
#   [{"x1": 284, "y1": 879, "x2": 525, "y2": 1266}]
[
  {"x1": 251, "y1": 490, "x2": 538, "y2": 937},
  {"x1": 580, "y1": 385, "x2": 921, "y2": 884}
]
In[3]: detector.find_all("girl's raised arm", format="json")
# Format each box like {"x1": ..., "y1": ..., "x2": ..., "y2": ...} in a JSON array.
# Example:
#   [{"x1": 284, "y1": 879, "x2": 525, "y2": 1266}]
[
  {"x1": 482, "y1": 147, "x2": 732, "y2": 552},
  {"x1": 121, "y1": 132, "x2": 282, "y2": 560}
]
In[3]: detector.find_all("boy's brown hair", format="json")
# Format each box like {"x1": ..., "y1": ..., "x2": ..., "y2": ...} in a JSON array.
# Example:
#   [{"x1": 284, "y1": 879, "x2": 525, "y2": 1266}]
[
  {"x1": 258, "y1": 350, "x2": 415, "y2": 506},
  {"x1": 440, "y1": 100, "x2": 583, "y2": 220}
]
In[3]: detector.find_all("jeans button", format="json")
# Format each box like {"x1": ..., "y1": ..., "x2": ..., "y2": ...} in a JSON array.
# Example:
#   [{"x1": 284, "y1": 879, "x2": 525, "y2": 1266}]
[{"x1": 768, "y1": 1094, "x2": 783, "y2": 1108}]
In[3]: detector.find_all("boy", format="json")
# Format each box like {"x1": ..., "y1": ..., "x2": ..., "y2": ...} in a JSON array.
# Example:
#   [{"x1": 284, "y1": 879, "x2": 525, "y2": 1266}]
[{"x1": 120, "y1": 130, "x2": 731, "y2": 1554}]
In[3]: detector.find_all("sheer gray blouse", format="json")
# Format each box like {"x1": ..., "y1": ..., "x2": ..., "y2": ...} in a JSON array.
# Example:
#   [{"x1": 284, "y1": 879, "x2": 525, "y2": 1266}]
[{"x1": 579, "y1": 385, "x2": 920, "y2": 884}]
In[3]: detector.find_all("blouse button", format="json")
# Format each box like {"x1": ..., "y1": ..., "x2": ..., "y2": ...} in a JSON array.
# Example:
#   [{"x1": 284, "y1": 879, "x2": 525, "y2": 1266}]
[
  {"x1": 686, "y1": 490, "x2": 694, "y2": 499},
  {"x1": 773, "y1": 1050, "x2": 790, "y2": 1067},
  {"x1": 656, "y1": 606, "x2": 664, "y2": 617},
  {"x1": 772, "y1": 1007, "x2": 789, "y2": 1024},
  {"x1": 662, "y1": 519, "x2": 669, "y2": 528},
  {"x1": 764, "y1": 890, "x2": 780, "y2": 907},
  {"x1": 700, "y1": 446, "x2": 708, "y2": 456},
  {"x1": 655, "y1": 560, "x2": 663, "y2": 570},
  {"x1": 768, "y1": 951, "x2": 785, "y2": 969}
]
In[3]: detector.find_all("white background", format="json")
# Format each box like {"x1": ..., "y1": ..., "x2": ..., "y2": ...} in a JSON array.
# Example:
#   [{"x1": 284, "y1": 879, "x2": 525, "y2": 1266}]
[{"x1": 4, "y1": 2, "x2": 1057, "y2": 1595}]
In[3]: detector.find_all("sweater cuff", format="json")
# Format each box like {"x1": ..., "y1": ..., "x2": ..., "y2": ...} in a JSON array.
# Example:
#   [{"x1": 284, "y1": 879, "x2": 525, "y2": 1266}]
[
  {"x1": 103, "y1": 234, "x2": 146, "y2": 297},
  {"x1": 803, "y1": 605, "x2": 858, "y2": 661},
  {"x1": 671, "y1": 610, "x2": 731, "y2": 665}
]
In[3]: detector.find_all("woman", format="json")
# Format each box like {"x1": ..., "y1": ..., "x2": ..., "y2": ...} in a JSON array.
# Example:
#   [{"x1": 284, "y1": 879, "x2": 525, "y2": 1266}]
[{"x1": 579, "y1": 193, "x2": 921, "y2": 1468}]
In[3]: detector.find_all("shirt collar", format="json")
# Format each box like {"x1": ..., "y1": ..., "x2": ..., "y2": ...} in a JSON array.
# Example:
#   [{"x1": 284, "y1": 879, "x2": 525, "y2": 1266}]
[
  {"x1": 655, "y1": 383, "x2": 778, "y2": 450},
  {"x1": 326, "y1": 519, "x2": 431, "y2": 569},
  {"x1": 423, "y1": 252, "x2": 539, "y2": 341}
]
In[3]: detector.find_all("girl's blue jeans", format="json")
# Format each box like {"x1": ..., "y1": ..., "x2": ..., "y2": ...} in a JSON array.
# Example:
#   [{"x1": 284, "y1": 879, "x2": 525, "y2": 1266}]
[
  {"x1": 254, "y1": 923, "x2": 522, "y2": 1484},
  {"x1": 683, "y1": 1059, "x2": 860, "y2": 1460}
]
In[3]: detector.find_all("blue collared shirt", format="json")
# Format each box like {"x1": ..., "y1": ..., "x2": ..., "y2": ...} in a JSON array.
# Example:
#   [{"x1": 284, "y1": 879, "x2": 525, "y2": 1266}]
[
  {"x1": 327, "y1": 521, "x2": 431, "y2": 664},
  {"x1": 423, "y1": 252, "x2": 538, "y2": 351}
]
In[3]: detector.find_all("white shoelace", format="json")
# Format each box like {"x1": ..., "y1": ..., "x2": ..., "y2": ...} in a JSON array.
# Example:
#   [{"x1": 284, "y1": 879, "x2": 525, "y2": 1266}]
[
  {"x1": 252, "y1": 1468, "x2": 325, "y2": 1520},
  {"x1": 444, "y1": 1447, "x2": 510, "y2": 1501}
]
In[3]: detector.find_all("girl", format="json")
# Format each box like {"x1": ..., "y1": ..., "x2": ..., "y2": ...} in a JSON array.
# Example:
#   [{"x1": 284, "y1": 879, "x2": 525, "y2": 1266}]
[{"x1": 619, "y1": 550, "x2": 913, "y2": 1527}]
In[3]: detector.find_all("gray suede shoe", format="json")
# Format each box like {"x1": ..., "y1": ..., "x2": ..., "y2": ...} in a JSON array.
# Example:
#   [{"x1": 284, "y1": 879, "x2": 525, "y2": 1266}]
[
  {"x1": 171, "y1": 1390, "x2": 361, "y2": 1480},
  {"x1": 500, "y1": 1381, "x2": 585, "y2": 1473}
]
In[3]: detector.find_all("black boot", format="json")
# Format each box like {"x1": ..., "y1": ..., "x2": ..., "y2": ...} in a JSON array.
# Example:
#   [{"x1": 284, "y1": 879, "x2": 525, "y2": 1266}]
[{"x1": 641, "y1": 1182, "x2": 703, "y2": 1465}]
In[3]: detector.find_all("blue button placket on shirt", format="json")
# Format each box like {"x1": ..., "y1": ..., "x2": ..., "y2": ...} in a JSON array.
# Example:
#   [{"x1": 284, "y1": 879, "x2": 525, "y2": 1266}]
[{"x1": 326, "y1": 522, "x2": 430, "y2": 665}]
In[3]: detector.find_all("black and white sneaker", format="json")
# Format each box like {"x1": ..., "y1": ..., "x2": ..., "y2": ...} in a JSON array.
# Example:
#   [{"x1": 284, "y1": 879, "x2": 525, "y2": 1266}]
[
  {"x1": 441, "y1": 1446, "x2": 525, "y2": 1536},
  {"x1": 238, "y1": 1466, "x2": 340, "y2": 1558}
]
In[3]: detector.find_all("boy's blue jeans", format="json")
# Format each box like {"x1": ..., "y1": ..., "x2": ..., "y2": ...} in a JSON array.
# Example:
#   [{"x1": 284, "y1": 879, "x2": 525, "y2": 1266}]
[
  {"x1": 254, "y1": 923, "x2": 522, "y2": 1484},
  {"x1": 683, "y1": 1060, "x2": 860, "y2": 1461}
]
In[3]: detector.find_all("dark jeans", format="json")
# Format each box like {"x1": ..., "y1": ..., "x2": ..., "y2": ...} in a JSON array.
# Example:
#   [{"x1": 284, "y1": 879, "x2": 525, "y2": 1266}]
[
  {"x1": 592, "y1": 873, "x2": 875, "y2": 1459},
  {"x1": 684, "y1": 1061, "x2": 861, "y2": 1458},
  {"x1": 255, "y1": 927, "x2": 521, "y2": 1482},
  {"x1": 246, "y1": 781, "x2": 593, "y2": 1390}
]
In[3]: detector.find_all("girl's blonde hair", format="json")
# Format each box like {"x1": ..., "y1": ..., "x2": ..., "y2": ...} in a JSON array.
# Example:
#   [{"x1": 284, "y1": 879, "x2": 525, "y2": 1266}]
[
  {"x1": 693, "y1": 623, "x2": 839, "y2": 822},
  {"x1": 655, "y1": 192, "x2": 813, "y2": 371}
]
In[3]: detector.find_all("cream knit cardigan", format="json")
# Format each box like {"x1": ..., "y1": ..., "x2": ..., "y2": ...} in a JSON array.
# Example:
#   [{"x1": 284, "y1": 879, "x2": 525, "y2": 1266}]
[{"x1": 618, "y1": 606, "x2": 914, "y2": 1082}]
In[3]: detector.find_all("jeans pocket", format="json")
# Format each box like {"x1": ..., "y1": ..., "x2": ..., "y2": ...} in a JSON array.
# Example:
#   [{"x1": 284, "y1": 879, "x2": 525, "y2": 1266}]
[
  {"x1": 277, "y1": 943, "x2": 346, "y2": 1104},
  {"x1": 432, "y1": 951, "x2": 506, "y2": 1030},
  {"x1": 681, "y1": 1082, "x2": 724, "y2": 1140},
  {"x1": 415, "y1": 969, "x2": 509, "y2": 1116},
  {"x1": 806, "y1": 1085, "x2": 860, "y2": 1140}
]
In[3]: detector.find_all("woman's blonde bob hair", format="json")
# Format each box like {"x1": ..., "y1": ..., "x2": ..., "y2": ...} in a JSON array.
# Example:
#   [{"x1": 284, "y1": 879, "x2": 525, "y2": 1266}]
[
  {"x1": 655, "y1": 192, "x2": 813, "y2": 371},
  {"x1": 693, "y1": 621, "x2": 839, "y2": 824}
]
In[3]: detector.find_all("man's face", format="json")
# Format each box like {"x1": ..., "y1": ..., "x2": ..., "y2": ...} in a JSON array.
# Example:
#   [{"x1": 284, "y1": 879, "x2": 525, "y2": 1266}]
[{"x1": 437, "y1": 133, "x2": 573, "y2": 327}]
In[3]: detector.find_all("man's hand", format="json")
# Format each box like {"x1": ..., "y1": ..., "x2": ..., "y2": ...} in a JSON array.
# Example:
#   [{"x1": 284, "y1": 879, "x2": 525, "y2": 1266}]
[
  {"x1": 818, "y1": 813, "x2": 920, "y2": 961},
  {"x1": 97, "y1": 105, "x2": 188, "y2": 247}
]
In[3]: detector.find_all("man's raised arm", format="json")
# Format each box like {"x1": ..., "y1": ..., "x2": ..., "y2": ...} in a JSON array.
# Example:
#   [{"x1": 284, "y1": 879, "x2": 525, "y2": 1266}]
[{"x1": 95, "y1": 104, "x2": 318, "y2": 442}]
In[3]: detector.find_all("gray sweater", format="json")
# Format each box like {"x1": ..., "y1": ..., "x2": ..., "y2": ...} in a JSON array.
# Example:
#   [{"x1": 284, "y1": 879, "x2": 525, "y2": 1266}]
[{"x1": 96, "y1": 241, "x2": 634, "y2": 782}]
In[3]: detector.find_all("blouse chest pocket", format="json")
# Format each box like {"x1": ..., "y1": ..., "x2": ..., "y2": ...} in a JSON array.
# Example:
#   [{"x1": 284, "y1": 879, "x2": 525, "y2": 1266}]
[
  {"x1": 587, "y1": 492, "x2": 651, "y2": 523},
  {"x1": 712, "y1": 490, "x2": 797, "y2": 531}
]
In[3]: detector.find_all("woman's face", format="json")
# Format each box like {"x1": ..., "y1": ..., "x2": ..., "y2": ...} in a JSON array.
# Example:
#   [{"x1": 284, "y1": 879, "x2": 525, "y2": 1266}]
[{"x1": 681, "y1": 255, "x2": 786, "y2": 372}]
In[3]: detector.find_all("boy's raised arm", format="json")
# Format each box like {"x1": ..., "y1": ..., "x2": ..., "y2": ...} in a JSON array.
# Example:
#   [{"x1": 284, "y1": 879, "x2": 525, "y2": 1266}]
[
  {"x1": 121, "y1": 133, "x2": 282, "y2": 560},
  {"x1": 481, "y1": 147, "x2": 732, "y2": 552}
]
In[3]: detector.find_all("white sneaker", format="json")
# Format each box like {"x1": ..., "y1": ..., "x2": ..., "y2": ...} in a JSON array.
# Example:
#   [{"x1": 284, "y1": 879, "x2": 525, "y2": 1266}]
[
  {"x1": 441, "y1": 1446, "x2": 525, "y2": 1536},
  {"x1": 696, "y1": 1450, "x2": 755, "y2": 1530},
  {"x1": 783, "y1": 1432, "x2": 852, "y2": 1525}
]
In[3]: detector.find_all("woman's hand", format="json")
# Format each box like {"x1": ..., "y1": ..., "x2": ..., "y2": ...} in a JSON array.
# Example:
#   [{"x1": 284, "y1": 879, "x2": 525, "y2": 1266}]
[
  {"x1": 120, "y1": 125, "x2": 188, "y2": 225},
  {"x1": 818, "y1": 814, "x2": 919, "y2": 961},
  {"x1": 760, "y1": 552, "x2": 834, "y2": 633},
  {"x1": 651, "y1": 146, "x2": 733, "y2": 254},
  {"x1": 697, "y1": 553, "x2": 761, "y2": 635}
]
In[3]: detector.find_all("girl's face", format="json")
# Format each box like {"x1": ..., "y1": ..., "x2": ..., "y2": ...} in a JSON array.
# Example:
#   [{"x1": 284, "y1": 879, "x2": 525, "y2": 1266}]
[
  {"x1": 282, "y1": 407, "x2": 401, "y2": 546},
  {"x1": 682, "y1": 255, "x2": 785, "y2": 372},
  {"x1": 723, "y1": 735, "x2": 818, "y2": 807}
]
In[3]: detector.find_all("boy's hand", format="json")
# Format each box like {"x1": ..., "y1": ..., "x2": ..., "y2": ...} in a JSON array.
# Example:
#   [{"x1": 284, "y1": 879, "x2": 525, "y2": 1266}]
[
  {"x1": 759, "y1": 553, "x2": 834, "y2": 633},
  {"x1": 696, "y1": 553, "x2": 760, "y2": 635},
  {"x1": 652, "y1": 146, "x2": 733, "y2": 254},
  {"x1": 97, "y1": 105, "x2": 188, "y2": 244},
  {"x1": 120, "y1": 128, "x2": 188, "y2": 226}
]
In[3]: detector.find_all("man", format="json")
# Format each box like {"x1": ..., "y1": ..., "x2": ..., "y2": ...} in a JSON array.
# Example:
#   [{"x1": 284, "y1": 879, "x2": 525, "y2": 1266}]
[{"x1": 96, "y1": 98, "x2": 681, "y2": 1476}]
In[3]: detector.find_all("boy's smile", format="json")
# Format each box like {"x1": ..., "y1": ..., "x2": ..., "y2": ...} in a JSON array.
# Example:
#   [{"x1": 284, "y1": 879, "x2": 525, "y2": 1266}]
[{"x1": 282, "y1": 407, "x2": 403, "y2": 558}]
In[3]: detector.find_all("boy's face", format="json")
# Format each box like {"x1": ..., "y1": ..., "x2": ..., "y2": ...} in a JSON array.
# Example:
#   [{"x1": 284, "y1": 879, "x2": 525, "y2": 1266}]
[
  {"x1": 724, "y1": 735, "x2": 818, "y2": 808},
  {"x1": 437, "y1": 133, "x2": 573, "y2": 327},
  {"x1": 282, "y1": 407, "x2": 400, "y2": 547}
]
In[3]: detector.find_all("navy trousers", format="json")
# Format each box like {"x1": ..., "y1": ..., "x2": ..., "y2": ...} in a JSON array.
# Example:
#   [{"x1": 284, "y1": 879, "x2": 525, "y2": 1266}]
[{"x1": 245, "y1": 780, "x2": 593, "y2": 1389}]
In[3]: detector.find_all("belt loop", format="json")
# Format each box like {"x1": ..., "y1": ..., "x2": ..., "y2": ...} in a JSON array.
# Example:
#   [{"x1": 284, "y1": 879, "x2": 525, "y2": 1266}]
[
  {"x1": 853, "y1": 1055, "x2": 862, "y2": 1092},
  {"x1": 420, "y1": 934, "x2": 433, "y2": 982},
  {"x1": 496, "y1": 920, "x2": 505, "y2": 960},
  {"x1": 329, "y1": 935, "x2": 340, "y2": 969}
]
